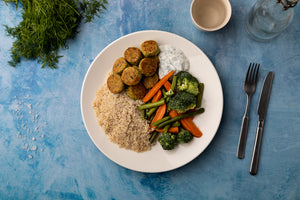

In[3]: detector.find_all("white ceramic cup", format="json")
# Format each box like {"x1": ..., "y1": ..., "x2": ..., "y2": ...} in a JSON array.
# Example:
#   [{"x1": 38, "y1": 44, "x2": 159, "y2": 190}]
[{"x1": 190, "y1": 0, "x2": 232, "y2": 31}]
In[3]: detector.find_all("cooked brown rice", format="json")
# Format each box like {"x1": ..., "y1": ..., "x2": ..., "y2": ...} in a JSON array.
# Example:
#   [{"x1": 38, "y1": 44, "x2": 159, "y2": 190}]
[{"x1": 93, "y1": 83, "x2": 151, "y2": 152}]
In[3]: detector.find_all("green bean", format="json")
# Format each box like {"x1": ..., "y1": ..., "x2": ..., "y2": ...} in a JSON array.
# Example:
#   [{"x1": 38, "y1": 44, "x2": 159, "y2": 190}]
[
  {"x1": 156, "y1": 108, "x2": 205, "y2": 129},
  {"x1": 138, "y1": 99, "x2": 165, "y2": 110},
  {"x1": 196, "y1": 83, "x2": 204, "y2": 108},
  {"x1": 149, "y1": 112, "x2": 155, "y2": 122},
  {"x1": 142, "y1": 109, "x2": 146, "y2": 120},
  {"x1": 171, "y1": 75, "x2": 177, "y2": 91},
  {"x1": 147, "y1": 107, "x2": 158, "y2": 116},
  {"x1": 165, "y1": 96, "x2": 170, "y2": 103},
  {"x1": 171, "y1": 121, "x2": 181, "y2": 127},
  {"x1": 163, "y1": 125, "x2": 171, "y2": 133},
  {"x1": 162, "y1": 88, "x2": 167, "y2": 98},
  {"x1": 151, "y1": 116, "x2": 171, "y2": 127},
  {"x1": 162, "y1": 88, "x2": 170, "y2": 103},
  {"x1": 149, "y1": 131, "x2": 159, "y2": 143}
]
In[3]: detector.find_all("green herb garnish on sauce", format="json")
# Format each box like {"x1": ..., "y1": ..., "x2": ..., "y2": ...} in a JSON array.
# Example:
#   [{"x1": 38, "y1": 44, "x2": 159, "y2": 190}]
[{"x1": 3, "y1": 0, "x2": 107, "y2": 68}]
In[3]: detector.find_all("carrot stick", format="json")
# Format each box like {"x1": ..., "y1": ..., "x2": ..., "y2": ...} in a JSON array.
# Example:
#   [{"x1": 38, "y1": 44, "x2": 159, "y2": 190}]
[
  {"x1": 169, "y1": 110, "x2": 203, "y2": 137},
  {"x1": 164, "y1": 81, "x2": 172, "y2": 91},
  {"x1": 156, "y1": 127, "x2": 179, "y2": 133},
  {"x1": 151, "y1": 104, "x2": 167, "y2": 128},
  {"x1": 170, "y1": 127, "x2": 179, "y2": 133},
  {"x1": 151, "y1": 89, "x2": 162, "y2": 103},
  {"x1": 143, "y1": 70, "x2": 175, "y2": 102},
  {"x1": 169, "y1": 110, "x2": 178, "y2": 118},
  {"x1": 180, "y1": 118, "x2": 203, "y2": 137}
]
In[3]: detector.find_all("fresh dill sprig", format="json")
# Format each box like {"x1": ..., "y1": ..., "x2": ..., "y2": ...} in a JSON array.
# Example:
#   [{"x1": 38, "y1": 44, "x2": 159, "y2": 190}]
[
  {"x1": 3, "y1": 0, "x2": 108, "y2": 68},
  {"x1": 76, "y1": 0, "x2": 108, "y2": 23}
]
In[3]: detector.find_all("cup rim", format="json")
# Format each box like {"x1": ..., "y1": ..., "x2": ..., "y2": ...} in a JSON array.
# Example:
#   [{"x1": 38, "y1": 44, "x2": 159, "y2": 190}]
[{"x1": 190, "y1": 0, "x2": 232, "y2": 31}]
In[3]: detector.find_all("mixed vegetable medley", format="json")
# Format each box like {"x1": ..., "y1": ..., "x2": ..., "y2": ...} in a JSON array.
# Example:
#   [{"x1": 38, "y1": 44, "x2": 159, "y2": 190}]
[{"x1": 138, "y1": 70, "x2": 205, "y2": 150}]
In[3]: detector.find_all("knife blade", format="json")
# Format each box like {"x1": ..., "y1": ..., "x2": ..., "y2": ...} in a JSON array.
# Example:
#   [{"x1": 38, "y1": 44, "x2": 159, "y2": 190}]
[
  {"x1": 257, "y1": 72, "x2": 274, "y2": 121},
  {"x1": 250, "y1": 71, "x2": 274, "y2": 175}
]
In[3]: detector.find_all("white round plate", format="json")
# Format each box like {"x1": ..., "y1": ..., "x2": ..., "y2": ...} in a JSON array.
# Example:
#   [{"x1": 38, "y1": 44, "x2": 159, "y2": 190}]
[{"x1": 81, "y1": 30, "x2": 223, "y2": 173}]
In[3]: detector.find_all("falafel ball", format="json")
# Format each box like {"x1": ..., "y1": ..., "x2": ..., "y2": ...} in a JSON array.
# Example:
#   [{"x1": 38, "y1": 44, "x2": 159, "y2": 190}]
[
  {"x1": 121, "y1": 66, "x2": 142, "y2": 86},
  {"x1": 124, "y1": 47, "x2": 143, "y2": 65},
  {"x1": 142, "y1": 73, "x2": 159, "y2": 89},
  {"x1": 127, "y1": 82, "x2": 146, "y2": 100},
  {"x1": 107, "y1": 73, "x2": 125, "y2": 94},
  {"x1": 139, "y1": 57, "x2": 158, "y2": 77},
  {"x1": 150, "y1": 55, "x2": 160, "y2": 66},
  {"x1": 113, "y1": 57, "x2": 128, "y2": 74},
  {"x1": 141, "y1": 40, "x2": 160, "y2": 57}
]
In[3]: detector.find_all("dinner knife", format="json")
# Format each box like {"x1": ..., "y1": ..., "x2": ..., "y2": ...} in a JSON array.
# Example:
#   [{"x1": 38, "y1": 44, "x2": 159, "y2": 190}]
[{"x1": 250, "y1": 71, "x2": 274, "y2": 175}]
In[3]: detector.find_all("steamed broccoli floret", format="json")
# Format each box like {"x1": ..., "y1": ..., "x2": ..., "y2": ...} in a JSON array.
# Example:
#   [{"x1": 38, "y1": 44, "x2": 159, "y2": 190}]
[
  {"x1": 176, "y1": 71, "x2": 199, "y2": 96},
  {"x1": 168, "y1": 91, "x2": 196, "y2": 113},
  {"x1": 177, "y1": 130, "x2": 193, "y2": 143},
  {"x1": 165, "y1": 89, "x2": 174, "y2": 97},
  {"x1": 158, "y1": 132, "x2": 178, "y2": 150}
]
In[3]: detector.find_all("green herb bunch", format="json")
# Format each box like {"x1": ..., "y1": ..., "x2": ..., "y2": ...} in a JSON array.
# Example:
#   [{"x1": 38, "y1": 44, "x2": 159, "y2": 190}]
[{"x1": 3, "y1": 0, "x2": 107, "y2": 68}]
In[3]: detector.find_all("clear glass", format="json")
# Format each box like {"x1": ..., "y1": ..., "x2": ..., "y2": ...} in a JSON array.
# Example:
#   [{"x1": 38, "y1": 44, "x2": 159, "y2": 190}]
[{"x1": 245, "y1": 0, "x2": 294, "y2": 42}]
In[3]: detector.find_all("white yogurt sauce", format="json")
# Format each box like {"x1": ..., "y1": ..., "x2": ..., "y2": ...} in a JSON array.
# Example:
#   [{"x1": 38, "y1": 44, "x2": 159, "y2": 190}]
[{"x1": 158, "y1": 45, "x2": 190, "y2": 79}]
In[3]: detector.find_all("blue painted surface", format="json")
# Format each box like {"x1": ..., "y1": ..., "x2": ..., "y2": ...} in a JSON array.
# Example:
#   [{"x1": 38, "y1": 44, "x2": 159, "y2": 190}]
[{"x1": 0, "y1": 0, "x2": 299, "y2": 199}]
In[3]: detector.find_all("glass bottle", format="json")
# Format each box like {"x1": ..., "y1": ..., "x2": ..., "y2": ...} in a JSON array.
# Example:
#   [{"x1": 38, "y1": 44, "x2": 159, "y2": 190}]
[{"x1": 245, "y1": 0, "x2": 298, "y2": 42}]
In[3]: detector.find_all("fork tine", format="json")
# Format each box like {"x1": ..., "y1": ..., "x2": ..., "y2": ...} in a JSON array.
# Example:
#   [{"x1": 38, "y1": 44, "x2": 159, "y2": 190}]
[
  {"x1": 251, "y1": 63, "x2": 255, "y2": 82},
  {"x1": 245, "y1": 63, "x2": 252, "y2": 83},
  {"x1": 250, "y1": 63, "x2": 256, "y2": 83},
  {"x1": 251, "y1": 63, "x2": 257, "y2": 83},
  {"x1": 254, "y1": 64, "x2": 260, "y2": 83},
  {"x1": 251, "y1": 63, "x2": 259, "y2": 83}
]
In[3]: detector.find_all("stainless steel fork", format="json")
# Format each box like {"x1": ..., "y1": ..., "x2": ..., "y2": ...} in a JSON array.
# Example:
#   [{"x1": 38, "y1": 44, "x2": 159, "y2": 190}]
[{"x1": 237, "y1": 63, "x2": 260, "y2": 159}]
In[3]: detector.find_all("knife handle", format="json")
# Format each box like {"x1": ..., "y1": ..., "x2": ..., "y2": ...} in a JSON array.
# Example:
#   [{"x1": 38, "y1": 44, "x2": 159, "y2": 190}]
[
  {"x1": 237, "y1": 115, "x2": 249, "y2": 159},
  {"x1": 250, "y1": 120, "x2": 264, "y2": 175}
]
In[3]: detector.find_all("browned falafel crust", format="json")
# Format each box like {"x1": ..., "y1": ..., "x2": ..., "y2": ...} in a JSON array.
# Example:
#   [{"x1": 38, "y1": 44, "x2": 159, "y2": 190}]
[
  {"x1": 141, "y1": 40, "x2": 160, "y2": 57},
  {"x1": 124, "y1": 47, "x2": 143, "y2": 65},
  {"x1": 139, "y1": 57, "x2": 158, "y2": 77},
  {"x1": 107, "y1": 73, "x2": 125, "y2": 93},
  {"x1": 142, "y1": 73, "x2": 159, "y2": 89},
  {"x1": 127, "y1": 82, "x2": 146, "y2": 100},
  {"x1": 121, "y1": 66, "x2": 142, "y2": 86},
  {"x1": 150, "y1": 55, "x2": 160, "y2": 65},
  {"x1": 113, "y1": 57, "x2": 128, "y2": 74}
]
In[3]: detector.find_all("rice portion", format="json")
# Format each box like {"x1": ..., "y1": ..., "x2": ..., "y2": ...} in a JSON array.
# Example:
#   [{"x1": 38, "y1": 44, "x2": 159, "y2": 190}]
[{"x1": 93, "y1": 83, "x2": 151, "y2": 152}]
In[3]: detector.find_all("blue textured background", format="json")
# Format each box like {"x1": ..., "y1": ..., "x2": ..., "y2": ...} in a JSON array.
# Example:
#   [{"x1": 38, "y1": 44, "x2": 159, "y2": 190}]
[{"x1": 0, "y1": 0, "x2": 299, "y2": 199}]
